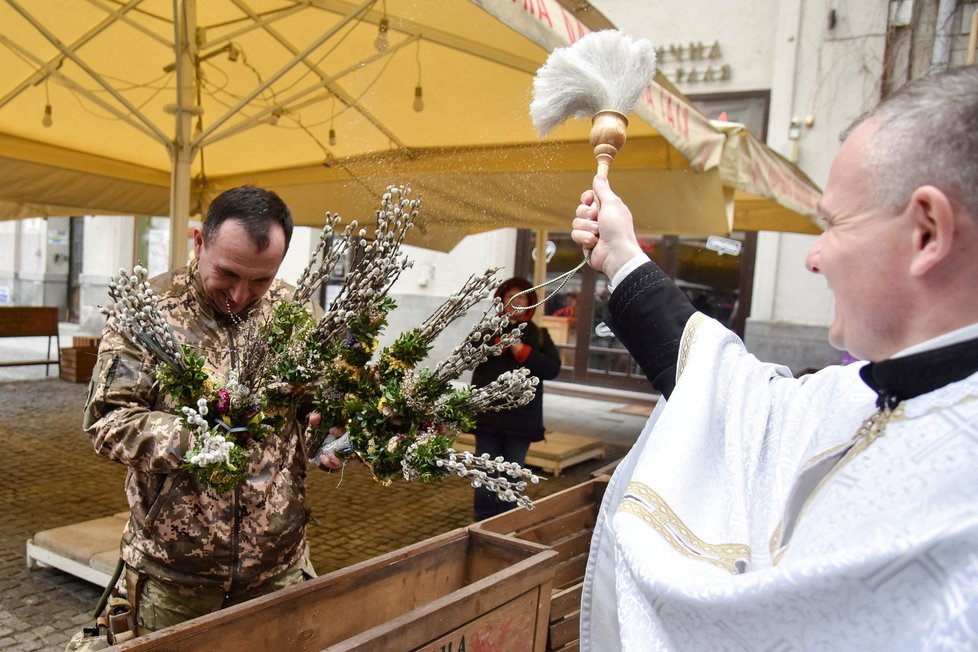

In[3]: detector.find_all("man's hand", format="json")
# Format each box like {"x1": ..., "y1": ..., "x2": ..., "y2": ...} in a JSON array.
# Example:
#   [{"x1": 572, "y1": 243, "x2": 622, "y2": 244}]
[
  {"x1": 308, "y1": 412, "x2": 344, "y2": 470},
  {"x1": 572, "y1": 175, "x2": 645, "y2": 280}
]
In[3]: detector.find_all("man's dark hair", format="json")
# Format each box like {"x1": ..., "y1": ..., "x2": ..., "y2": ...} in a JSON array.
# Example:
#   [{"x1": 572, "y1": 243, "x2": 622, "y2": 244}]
[{"x1": 202, "y1": 185, "x2": 293, "y2": 252}]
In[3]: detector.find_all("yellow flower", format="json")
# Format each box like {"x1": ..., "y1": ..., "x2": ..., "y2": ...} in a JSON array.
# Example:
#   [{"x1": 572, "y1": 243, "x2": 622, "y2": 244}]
[{"x1": 383, "y1": 355, "x2": 410, "y2": 373}]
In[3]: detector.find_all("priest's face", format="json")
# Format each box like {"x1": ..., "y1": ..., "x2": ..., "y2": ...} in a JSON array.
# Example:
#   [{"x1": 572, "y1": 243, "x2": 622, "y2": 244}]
[
  {"x1": 194, "y1": 218, "x2": 286, "y2": 315},
  {"x1": 804, "y1": 119, "x2": 912, "y2": 362}
]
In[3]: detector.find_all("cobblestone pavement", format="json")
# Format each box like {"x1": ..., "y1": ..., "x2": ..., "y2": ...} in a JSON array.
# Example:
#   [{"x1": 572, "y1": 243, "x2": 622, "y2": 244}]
[{"x1": 0, "y1": 377, "x2": 649, "y2": 651}]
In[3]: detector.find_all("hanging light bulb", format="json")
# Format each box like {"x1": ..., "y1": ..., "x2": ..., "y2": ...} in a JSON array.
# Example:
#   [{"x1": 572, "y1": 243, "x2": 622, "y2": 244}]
[
  {"x1": 412, "y1": 40, "x2": 424, "y2": 112},
  {"x1": 41, "y1": 78, "x2": 53, "y2": 127},
  {"x1": 328, "y1": 127, "x2": 337, "y2": 146},
  {"x1": 374, "y1": 17, "x2": 389, "y2": 53}
]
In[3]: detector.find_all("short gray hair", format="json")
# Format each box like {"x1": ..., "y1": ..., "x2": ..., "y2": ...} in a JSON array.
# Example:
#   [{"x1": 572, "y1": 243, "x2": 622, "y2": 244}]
[{"x1": 851, "y1": 66, "x2": 978, "y2": 218}]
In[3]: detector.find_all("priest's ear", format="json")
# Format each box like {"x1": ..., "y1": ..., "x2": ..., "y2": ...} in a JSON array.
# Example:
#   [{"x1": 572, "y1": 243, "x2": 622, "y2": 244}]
[{"x1": 908, "y1": 185, "x2": 956, "y2": 278}]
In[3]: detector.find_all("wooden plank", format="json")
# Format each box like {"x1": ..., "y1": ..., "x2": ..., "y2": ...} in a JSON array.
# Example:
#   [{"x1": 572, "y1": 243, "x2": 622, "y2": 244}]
[
  {"x1": 530, "y1": 447, "x2": 604, "y2": 477},
  {"x1": 553, "y1": 553, "x2": 588, "y2": 590},
  {"x1": 552, "y1": 639, "x2": 580, "y2": 652},
  {"x1": 467, "y1": 528, "x2": 549, "y2": 582},
  {"x1": 550, "y1": 529, "x2": 593, "y2": 564},
  {"x1": 0, "y1": 306, "x2": 58, "y2": 337},
  {"x1": 549, "y1": 583, "x2": 583, "y2": 621},
  {"x1": 0, "y1": 359, "x2": 57, "y2": 367},
  {"x1": 548, "y1": 610, "x2": 581, "y2": 649},
  {"x1": 513, "y1": 505, "x2": 596, "y2": 548},
  {"x1": 335, "y1": 533, "x2": 557, "y2": 651},
  {"x1": 525, "y1": 432, "x2": 605, "y2": 461},
  {"x1": 414, "y1": 589, "x2": 540, "y2": 652},
  {"x1": 117, "y1": 530, "x2": 471, "y2": 650},
  {"x1": 477, "y1": 481, "x2": 603, "y2": 537}
]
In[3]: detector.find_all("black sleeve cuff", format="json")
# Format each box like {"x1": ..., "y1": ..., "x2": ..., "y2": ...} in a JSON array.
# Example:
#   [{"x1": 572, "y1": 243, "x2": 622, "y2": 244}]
[{"x1": 607, "y1": 261, "x2": 696, "y2": 398}]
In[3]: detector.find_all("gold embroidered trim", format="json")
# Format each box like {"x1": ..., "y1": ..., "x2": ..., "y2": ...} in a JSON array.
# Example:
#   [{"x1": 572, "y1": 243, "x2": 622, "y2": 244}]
[
  {"x1": 619, "y1": 481, "x2": 751, "y2": 574},
  {"x1": 768, "y1": 522, "x2": 782, "y2": 560},
  {"x1": 677, "y1": 312, "x2": 708, "y2": 379}
]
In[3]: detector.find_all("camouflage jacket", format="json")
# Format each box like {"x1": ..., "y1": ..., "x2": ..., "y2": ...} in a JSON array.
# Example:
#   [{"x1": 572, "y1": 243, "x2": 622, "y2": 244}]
[{"x1": 84, "y1": 263, "x2": 315, "y2": 592}]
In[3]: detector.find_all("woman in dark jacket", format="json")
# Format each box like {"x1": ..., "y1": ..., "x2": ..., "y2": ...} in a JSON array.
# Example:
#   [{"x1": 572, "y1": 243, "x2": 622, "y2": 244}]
[{"x1": 471, "y1": 277, "x2": 562, "y2": 520}]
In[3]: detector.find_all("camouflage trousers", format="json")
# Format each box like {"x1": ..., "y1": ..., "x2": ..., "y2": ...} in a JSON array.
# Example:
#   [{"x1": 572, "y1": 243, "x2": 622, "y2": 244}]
[{"x1": 125, "y1": 550, "x2": 315, "y2": 634}]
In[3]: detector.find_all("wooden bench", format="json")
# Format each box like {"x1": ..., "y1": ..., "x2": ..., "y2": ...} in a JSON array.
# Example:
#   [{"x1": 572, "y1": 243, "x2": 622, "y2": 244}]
[
  {"x1": 26, "y1": 512, "x2": 127, "y2": 587},
  {"x1": 474, "y1": 477, "x2": 609, "y2": 652},
  {"x1": 453, "y1": 431, "x2": 605, "y2": 477},
  {"x1": 0, "y1": 306, "x2": 61, "y2": 375}
]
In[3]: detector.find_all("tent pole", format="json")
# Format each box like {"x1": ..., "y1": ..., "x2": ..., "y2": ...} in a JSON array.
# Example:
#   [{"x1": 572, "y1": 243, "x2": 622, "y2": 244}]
[
  {"x1": 169, "y1": 0, "x2": 197, "y2": 271},
  {"x1": 533, "y1": 229, "x2": 548, "y2": 324}
]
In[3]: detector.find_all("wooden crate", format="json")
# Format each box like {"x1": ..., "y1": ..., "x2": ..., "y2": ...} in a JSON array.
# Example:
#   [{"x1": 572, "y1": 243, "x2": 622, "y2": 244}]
[
  {"x1": 454, "y1": 432, "x2": 605, "y2": 477},
  {"x1": 72, "y1": 334, "x2": 101, "y2": 349},
  {"x1": 116, "y1": 528, "x2": 557, "y2": 651},
  {"x1": 59, "y1": 347, "x2": 98, "y2": 383},
  {"x1": 473, "y1": 477, "x2": 609, "y2": 652}
]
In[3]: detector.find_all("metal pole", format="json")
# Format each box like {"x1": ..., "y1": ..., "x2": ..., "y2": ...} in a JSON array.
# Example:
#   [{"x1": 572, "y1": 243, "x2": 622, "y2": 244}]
[
  {"x1": 533, "y1": 229, "x2": 548, "y2": 324},
  {"x1": 968, "y1": 8, "x2": 977, "y2": 65},
  {"x1": 168, "y1": 0, "x2": 197, "y2": 271}
]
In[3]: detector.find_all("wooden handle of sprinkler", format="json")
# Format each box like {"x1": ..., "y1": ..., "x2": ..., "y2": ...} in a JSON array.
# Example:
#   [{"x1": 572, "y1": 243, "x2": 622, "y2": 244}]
[
  {"x1": 587, "y1": 110, "x2": 629, "y2": 244},
  {"x1": 590, "y1": 110, "x2": 629, "y2": 177}
]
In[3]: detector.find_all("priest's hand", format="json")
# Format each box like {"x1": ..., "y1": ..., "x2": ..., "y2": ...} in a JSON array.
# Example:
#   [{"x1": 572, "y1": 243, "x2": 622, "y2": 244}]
[{"x1": 572, "y1": 175, "x2": 644, "y2": 281}]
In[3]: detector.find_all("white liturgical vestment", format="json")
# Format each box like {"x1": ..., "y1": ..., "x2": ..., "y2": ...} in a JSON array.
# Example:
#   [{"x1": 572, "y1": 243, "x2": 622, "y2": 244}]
[{"x1": 581, "y1": 313, "x2": 978, "y2": 651}]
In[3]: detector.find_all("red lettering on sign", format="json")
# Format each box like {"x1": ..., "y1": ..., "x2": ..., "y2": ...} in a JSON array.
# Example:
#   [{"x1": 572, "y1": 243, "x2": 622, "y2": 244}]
[
  {"x1": 535, "y1": 0, "x2": 553, "y2": 28},
  {"x1": 680, "y1": 103, "x2": 690, "y2": 142},
  {"x1": 641, "y1": 85, "x2": 656, "y2": 110},
  {"x1": 644, "y1": 87, "x2": 690, "y2": 143},
  {"x1": 515, "y1": 0, "x2": 554, "y2": 29},
  {"x1": 558, "y1": 5, "x2": 587, "y2": 43},
  {"x1": 747, "y1": 141, "x2": 816, "y2": 209}
]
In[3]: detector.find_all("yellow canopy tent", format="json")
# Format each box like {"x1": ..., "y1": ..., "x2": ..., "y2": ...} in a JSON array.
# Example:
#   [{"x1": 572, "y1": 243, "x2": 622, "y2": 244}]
[{"x1": 0, "y1": 0, "x2": 820, "y2": 267}]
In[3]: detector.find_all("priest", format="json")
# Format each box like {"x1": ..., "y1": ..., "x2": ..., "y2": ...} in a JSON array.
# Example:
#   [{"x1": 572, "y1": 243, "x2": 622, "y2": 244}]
[{"x1": 569, "y1": 65, "x2": 978, "y2": 650}]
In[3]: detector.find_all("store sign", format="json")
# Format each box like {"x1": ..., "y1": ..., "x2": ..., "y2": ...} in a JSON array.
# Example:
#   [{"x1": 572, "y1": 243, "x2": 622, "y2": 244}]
[
  {"x1": 655, "y1": 40, "x2": 732, "y2": 85},
  {"x1": 706, "y1": 235, "x2": 742, "y2": 256}
]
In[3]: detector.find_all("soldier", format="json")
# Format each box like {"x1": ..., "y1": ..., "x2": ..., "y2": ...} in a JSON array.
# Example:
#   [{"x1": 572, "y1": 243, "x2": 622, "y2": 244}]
[{"x1": 84, "y1": 186, "x2": 340, "y2": 634}]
